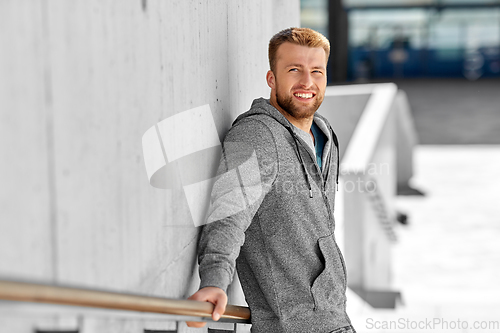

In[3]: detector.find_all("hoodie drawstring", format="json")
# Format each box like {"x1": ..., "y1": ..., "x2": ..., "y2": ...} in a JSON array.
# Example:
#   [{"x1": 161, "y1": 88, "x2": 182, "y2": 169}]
[
  {"x1": 286, "y1": 127, "x2": 314, "y2": 198},
  {"x1": 287, "y1": 126, "x2": 340, "y2": 198},
  {"x1": 331, "y1": 129, "x2": 340, "y2": 191}
]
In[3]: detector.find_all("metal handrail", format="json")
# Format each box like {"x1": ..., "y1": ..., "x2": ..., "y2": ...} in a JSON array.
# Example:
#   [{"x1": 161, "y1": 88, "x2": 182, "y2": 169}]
[{"x1": 0, "y1": 279, "x2": 251, "y2": 324}]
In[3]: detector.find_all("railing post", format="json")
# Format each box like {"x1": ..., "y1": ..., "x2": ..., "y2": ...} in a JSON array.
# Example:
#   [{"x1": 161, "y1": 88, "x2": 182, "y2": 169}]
[{"x1": 341, "y1": 172, "x2": 367, "y2": 289}]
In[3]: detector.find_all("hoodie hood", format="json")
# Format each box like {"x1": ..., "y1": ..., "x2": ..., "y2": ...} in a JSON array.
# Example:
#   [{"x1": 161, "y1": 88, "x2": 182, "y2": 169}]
[
  {"x1": 233, "y1": 97, "x2": 340, "y2": 190},
  {"x1": 233, "y1": 97, "x2": 292, "y2": 129}
]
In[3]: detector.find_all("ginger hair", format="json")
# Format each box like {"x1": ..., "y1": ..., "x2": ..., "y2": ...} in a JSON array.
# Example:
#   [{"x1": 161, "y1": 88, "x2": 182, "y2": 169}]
[{"x1": 268, "y1": 27, "x2": 330, "y2": 73}]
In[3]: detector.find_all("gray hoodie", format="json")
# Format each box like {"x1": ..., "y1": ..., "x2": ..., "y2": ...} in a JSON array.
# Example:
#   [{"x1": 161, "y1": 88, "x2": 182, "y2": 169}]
[{"x1": 198, "y1": 98, "x2": 352, "y2": 332}]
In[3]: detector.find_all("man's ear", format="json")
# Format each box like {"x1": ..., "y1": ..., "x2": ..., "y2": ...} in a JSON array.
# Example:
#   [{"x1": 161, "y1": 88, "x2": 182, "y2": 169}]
[{"x1": 266, "y1": 70, "x2": 275, "y2": 90}]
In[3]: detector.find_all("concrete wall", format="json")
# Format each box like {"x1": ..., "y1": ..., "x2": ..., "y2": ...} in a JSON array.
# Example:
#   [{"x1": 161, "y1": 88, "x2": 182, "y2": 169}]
[
  {"x1": 320, "y1": 83, "x2": 415, "y2": 308},
  {"x1": 0, "y1": 1, "x2": 299, "y2": 332}
]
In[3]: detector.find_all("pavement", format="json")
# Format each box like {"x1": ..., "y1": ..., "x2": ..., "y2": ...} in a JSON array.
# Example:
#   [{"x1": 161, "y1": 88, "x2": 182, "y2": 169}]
[
  {"x1": 347, "y1": 78, "x2": 500, "y2": 332},
  {"x1": 348, "y1": 145, "x2": 500, "y2": 333}
]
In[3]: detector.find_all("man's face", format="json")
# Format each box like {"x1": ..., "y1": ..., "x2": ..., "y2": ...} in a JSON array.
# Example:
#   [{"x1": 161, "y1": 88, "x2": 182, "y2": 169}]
[{"x1": 267, "y1": 42, "x2": 327, "y2": 120}]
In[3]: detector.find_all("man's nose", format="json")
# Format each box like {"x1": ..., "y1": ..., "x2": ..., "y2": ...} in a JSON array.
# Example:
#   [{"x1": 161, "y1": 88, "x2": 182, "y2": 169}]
[{"x1": 299, "y1": 72, "x2": 313, "y2": 88}]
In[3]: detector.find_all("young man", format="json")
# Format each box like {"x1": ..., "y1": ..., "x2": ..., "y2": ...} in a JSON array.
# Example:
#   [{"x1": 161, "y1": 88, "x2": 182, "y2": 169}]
[{"x1": 187, "y1": 27, "x2": 354, "y2": 333}]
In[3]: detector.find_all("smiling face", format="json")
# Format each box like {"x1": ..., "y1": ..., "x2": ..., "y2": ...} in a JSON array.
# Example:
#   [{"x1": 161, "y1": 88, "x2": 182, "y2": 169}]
[{"x1": 267, "y1": 42, "x2": 327, "y2": 123}]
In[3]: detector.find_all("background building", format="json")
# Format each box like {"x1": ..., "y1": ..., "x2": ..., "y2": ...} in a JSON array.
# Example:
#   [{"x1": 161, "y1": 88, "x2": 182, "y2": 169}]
[{"x1": 302, "y1": 0, "x2": 500, "y2": 81}]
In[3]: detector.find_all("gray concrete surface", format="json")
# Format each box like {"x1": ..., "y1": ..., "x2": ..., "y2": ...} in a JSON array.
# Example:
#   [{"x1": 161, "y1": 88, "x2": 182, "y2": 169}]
[
  {"x1": 389, "y1": 78, "x2": 500, "y2": 145},
  {"x1": 0, "y1": 2, "x2": 299, "y2": 332}
]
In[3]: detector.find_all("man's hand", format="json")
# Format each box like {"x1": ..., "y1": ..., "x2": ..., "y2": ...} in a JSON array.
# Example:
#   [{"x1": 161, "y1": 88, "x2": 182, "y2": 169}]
[{"x1": 186, "y1": 286, "x2": 228, "y2": 328}]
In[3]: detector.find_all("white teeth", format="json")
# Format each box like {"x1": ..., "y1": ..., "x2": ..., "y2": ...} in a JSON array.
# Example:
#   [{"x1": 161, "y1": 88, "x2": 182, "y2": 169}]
[{"x1": 294, "y1": 93, "x2": 313, "y2": 99}]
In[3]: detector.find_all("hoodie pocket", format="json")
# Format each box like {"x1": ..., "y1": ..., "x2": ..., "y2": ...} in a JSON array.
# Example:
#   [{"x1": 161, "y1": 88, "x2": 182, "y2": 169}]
[{"x1": 310, "y1": 234, "x2": 347, "y2": 311}]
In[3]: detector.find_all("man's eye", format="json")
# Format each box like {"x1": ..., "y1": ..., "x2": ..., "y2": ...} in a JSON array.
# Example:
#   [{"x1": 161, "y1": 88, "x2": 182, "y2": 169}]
[{"x1": 289, "y1": 68, "x2": 298, "y2": 72}]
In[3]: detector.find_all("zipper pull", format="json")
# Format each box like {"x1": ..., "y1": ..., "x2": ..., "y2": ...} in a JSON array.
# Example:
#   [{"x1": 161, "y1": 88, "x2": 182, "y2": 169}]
[{"x1": 309, "y1": 189, "x2": 313, "y2": 198}]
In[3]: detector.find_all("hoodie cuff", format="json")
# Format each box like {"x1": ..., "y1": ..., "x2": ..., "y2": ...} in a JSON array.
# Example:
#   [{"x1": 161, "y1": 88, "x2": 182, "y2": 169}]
[{"x1": 199, "y1": 266, "x2": 233, "y2": 292}]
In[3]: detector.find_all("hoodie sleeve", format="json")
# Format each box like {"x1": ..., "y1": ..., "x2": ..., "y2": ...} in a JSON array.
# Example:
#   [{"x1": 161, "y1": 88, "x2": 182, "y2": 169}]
[{"x1": 198, "y1": 117, "x2": 279, "y2": 291}]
